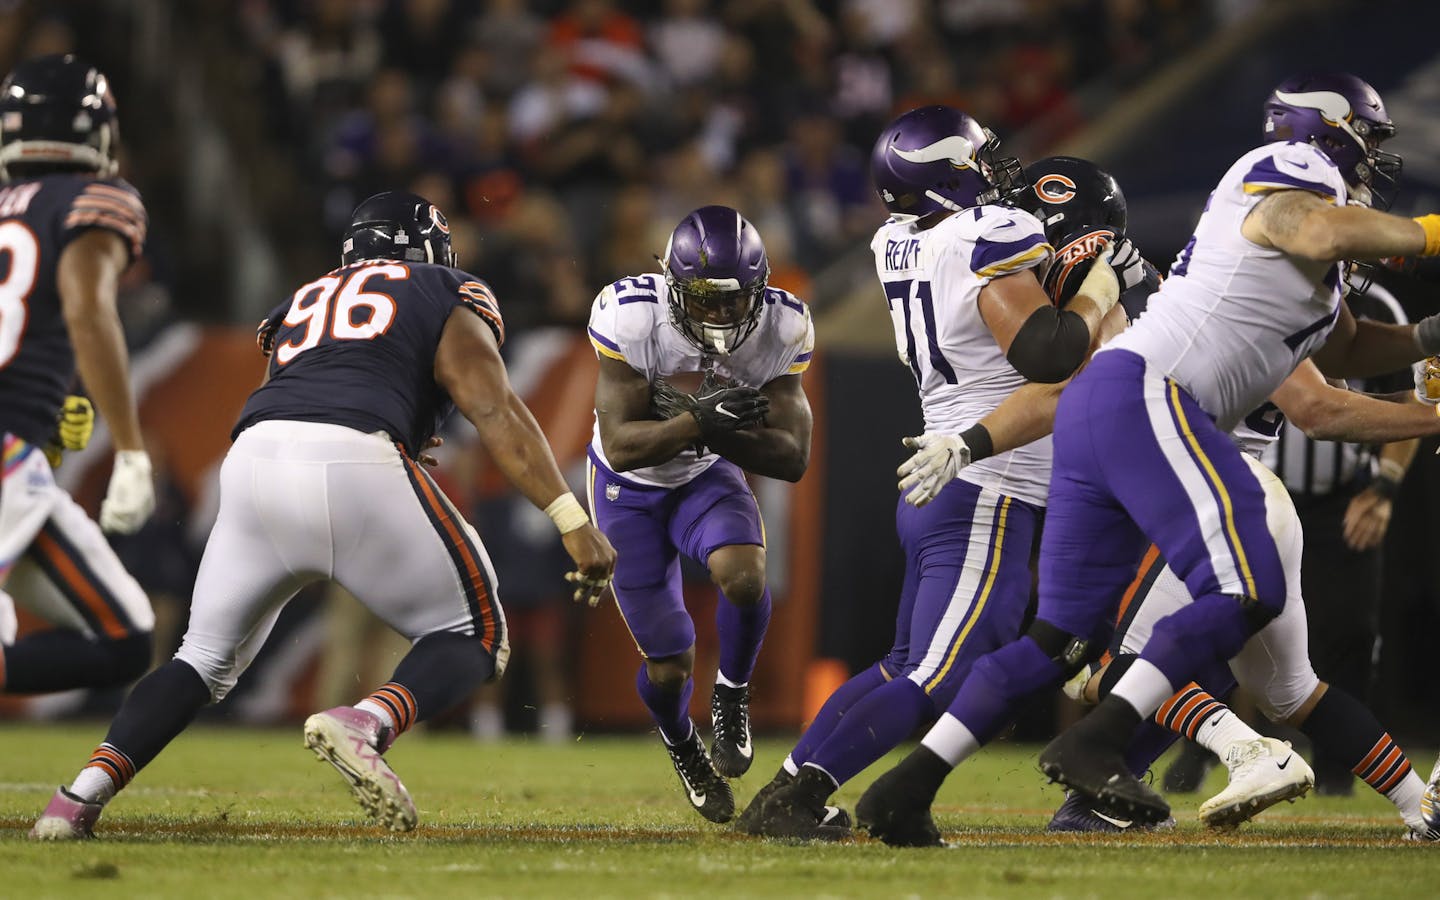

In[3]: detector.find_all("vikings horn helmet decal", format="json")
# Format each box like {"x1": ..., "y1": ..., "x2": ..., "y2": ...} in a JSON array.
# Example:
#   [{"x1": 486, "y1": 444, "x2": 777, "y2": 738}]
[
  {"x1": 870, "y1": 105, "x2": 1025, "y2": 223},
  {"x1": 1263, "y1": 74, "x2": 1400, "y2": 208}
]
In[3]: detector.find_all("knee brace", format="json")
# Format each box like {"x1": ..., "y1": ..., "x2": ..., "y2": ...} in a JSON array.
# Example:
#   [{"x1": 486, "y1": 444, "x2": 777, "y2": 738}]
[{"x1": 1026, "y1": 619, "x2": 1094, "y2": 679}]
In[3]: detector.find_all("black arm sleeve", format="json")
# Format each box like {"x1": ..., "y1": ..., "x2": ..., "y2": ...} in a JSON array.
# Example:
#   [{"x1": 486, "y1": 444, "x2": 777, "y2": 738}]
[{"x1": 1005, "y1": 306, "x2": 1091, "y2": 383}]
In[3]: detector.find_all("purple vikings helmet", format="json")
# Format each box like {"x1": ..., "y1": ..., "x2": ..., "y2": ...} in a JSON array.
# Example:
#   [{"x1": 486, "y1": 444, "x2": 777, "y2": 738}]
[
  {"x1": 662, "y1": 205, "x2": 768, "y2": 356},
  {"x1": 1263, "y1": 73, "x2": 1401, "y2": 208},
  {"x1": 870, "y1": 105, "x2": 1025, "y2": 222}
]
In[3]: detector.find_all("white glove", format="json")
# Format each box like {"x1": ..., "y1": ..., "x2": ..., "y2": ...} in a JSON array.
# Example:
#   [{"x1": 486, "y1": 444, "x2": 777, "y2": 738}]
[
  {"x1": 1108, "y1": 237, "x2": 1146, "y2": 291},
  {"x1": 100, "y1": 450, "x2": 156, "y2": 534},
  {"x1": 1075, "y1": 245, "x2": 1120, "y2": 317},
  {"x1": 1414, "y1": 356, "x2": 1440, "y2": 405},
  {"x1": 897, "y1": 433, "x2": 971, "y2": 508}
]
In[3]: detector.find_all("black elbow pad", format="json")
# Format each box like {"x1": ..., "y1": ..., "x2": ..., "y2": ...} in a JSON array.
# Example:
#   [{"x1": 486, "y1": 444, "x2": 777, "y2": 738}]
[{"x1": 1006, "y1": 306, "x2": 1090, "y2": 383}]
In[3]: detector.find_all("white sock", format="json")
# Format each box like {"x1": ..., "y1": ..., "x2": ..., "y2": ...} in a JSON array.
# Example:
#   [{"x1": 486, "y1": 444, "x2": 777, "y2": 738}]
[
  {"x1": 355, "y1": 698, "x2": 398, "y2": 734},
  {"x1": 1196, "y1": 709, "x2": 1261, "y2": 759},
  {"x1": 716, "y1": 671, "x2": 746, "y2": 689},
  {"x1": 70, "y1": 767, "x2": 117, "y2": 805},
  {"x1": 1110, "y1": 659, "x2": 1176, "y2": 719},
  {"x1": 469, "y1": 703, "x2": 504, "y2": 742},
  {"x1": 1388, "y1": 770, "x2": 1428, "y2": 831},
  {"x1": 920, "y1": 714, "x2": 979, "y2": 768},
  {"x1": 782, "y1": 755, "x2": 800, "y2": 777},
  {"x1": 539, "y1": 703, "x2": 573, "y2": 743}
]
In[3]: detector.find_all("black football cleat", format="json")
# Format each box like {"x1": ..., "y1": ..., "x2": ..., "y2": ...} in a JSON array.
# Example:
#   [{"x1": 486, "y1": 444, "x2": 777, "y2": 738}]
[
  {"x1": 1047, "y1": 791, "x2": 1176, "y2": 833},
  {"x1": 735, "y1": 767, "x2": 793, "y2": 834},
  {"x1": 754, "y1": 767, "x2": 849, "y2": 842},
  {"x1": 710, "y1": 683, "x2": 754, "y2": 778},
  {"x1": 665, "y1": 728, "x2": 735, "y2": 824},
  {"x1": 1039, "y1": 726, "x2": 1171, "y2": 826},
  {"x1": 855, "y1": 748, "x2": 950, "y2": 848}
]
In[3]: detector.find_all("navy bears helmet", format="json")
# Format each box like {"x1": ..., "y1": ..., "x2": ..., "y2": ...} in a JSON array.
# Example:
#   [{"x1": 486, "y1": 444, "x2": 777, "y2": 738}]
[
  {"x1": 0, "y1": 54, "x2": 119, "y2": 181},
  {"x1": 342, "y1": 191, "x2": 457, "y2": 268},
  {"x1": 1008, "y1": 156, "x2": 1130, "y2": 306}
]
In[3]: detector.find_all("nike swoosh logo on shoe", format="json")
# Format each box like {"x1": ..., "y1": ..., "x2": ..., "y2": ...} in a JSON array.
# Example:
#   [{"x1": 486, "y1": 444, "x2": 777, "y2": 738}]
[
  {"x1": 1277, "y1": 756, "x2": 1292, "y2": 770},
  {"x1": 688, "y1": 786, "x2": 706, "y2": 807},
  {"x1": 1091, "y1": 809, "x2": 1134, "y2": 829},
  {"x1": 736, "y1": 735, "x2": 752, "y2": 759}
]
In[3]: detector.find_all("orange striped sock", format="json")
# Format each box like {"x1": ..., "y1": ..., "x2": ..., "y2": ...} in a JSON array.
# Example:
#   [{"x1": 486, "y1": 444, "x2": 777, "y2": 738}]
[
  {"x1": 70, "y1": 742, "x2": 136, "y2": 802},
  {"x1": 1154, "y1": 683, "x2": 1226, "y2": 741},
  {"x1": 360, "y1": 682, "x2": 418, "y2": 737}
]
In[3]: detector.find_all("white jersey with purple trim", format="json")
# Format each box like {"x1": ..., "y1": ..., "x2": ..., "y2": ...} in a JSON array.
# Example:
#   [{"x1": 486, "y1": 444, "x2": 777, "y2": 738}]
[
  {"x1": 1104, "y1": 141, "x2": 1350, "y2": 432},
  {"x1": 871, "y1": 204, "x2": 1054, "y2": 506},
  {"x1": 586, "y1": 272, "x2": 814, "y2": 488}
]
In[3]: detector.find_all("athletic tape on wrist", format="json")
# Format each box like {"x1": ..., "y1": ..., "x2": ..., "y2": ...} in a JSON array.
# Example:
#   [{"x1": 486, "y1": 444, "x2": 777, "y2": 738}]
[
  {"x1": 545, "y1": 493, "x2": 590, "y2": 535},
  {"x1": 1414, "y1": 215, "x2": 1440, "y2": 258}
]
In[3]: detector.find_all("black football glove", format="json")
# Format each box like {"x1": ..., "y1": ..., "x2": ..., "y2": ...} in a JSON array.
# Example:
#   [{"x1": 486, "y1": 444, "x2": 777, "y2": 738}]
[
  {"x1": 651, "y1": 380, "x2": 694, "y2": 420},
  {"x1": 690, "y1": 384, "x2": 768, "y2": 436}
]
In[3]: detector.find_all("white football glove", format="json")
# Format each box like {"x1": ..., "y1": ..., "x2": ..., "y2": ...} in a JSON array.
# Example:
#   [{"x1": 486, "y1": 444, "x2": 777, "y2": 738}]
[
  {"x1": 897, "y1": 433, "x2": 971, "y2": 508},
  {"x1": 1414, "y1": 356, "x2": 1440, "y2": 405},
  {"x1": 1108, "y1": 237, "x2": 1146, "y2": 291},
  {"x1": 100, "y1": 450, "x2": 156, "y2": 534}
]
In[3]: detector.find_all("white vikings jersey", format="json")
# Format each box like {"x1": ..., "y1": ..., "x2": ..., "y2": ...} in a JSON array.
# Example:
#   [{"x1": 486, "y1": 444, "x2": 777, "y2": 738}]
[
  {"x1": 587, "y1": 273, "x2": 815, "y2": 488},
  {"x1": 1104, "y1": 141, "x2": 1349, "y2": 433},
  {"x1": 871, "y1": 205, "x2": 1054, "y2": 506}
]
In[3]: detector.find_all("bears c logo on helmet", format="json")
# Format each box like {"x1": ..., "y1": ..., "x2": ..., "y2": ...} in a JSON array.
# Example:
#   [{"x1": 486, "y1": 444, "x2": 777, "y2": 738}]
[
  {"x1": 429, "y1": 205, "x2": 451, "y2": 234},
  {"x1": 1034, "y1": 173, "x2": 1077, "y2": 204}
]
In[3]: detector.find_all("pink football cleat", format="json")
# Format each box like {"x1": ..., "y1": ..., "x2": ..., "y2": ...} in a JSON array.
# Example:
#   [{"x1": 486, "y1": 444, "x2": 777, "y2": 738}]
[
  {"x1": 303, "y1": 707, "x2": 416, "y2": 832},
  {"x1": 30, "y1": 788, "x2": 103, "y2": 840}
]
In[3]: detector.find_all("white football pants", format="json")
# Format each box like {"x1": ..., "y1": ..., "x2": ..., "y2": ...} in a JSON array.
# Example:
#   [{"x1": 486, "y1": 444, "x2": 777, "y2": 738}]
[
  {"x1": 174, "y1": 420, "x2": 507, "y2": 701},
  {"x1": 1116, "y1": 453, "x2": 1320, "y2": 721},
  {"x1": 0, "y1": 434, "x2": 153, "y2": 643}
]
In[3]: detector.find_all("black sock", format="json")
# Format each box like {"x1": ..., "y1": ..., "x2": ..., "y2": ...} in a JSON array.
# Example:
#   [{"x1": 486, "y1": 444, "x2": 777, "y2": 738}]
[
  {"x1": 101, "y1": 659, "x2": 212, "y2": 780},
  {"x1": 389, "y1": 631, "x2": 497, "y2": 723},
  {"x1": 1095, "y1": 653, "x2": 1138, "y2": 700},
  {"x1": 1300, "y1": 687, "x2": 1415, "y2": 798},
  {"x1": 1082, "y1": 695, "x2": 1145, "y2": 755},
  {"x1": 3, "y1": 630, "x2": 151, "y2": 693}
]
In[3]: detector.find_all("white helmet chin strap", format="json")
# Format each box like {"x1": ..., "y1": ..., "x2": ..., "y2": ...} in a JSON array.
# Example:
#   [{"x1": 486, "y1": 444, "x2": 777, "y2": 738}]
[{"x1": 701, "y1": 324, "x2": 734, "y2": 357}]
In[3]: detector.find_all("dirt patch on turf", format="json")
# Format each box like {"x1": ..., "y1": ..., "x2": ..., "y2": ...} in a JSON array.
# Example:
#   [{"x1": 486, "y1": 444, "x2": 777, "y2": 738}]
[{"x1": 0, "y1": 816, "x2": 1419, "y2": 849}]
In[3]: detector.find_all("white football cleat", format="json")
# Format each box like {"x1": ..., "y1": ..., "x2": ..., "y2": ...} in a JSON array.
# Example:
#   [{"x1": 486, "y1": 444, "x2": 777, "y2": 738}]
[
  {"x1": 1419, "y1": 753, "x2": 1440, "y2": 839},
  {"x1": 1199, "y1": 737, "x2": 1313, "y2": 830},
  {"x1": 304, "y1": 707, "x2": 417, "y2": 832}
]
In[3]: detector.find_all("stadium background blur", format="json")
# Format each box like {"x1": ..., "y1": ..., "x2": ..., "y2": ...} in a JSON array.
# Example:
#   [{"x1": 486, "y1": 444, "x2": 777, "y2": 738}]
[{"x1": 5, "y1": 0, "x2": 1439, "y2": 753}]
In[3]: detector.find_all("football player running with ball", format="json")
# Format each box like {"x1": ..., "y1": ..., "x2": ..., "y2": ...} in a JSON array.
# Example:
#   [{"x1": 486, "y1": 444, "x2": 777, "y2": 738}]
[
  {"x1": 738, "y1": 107, "x2": 1134, "y2": 841},
  {"x1": 0, "y1": 56, "x2": 157, "y2": 700},
  {"x1": 586, "y1": 206, "x2": 813, "y2": 824},
  {"x1": 857, "y1": 72, "x2": 1440, "y2": 844},
  {"x1": 33, "y1": 192, "x2": 615, "y2": 839}
]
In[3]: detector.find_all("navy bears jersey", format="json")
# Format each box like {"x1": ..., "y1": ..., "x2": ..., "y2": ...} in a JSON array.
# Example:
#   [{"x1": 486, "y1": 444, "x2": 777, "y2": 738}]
[
  {"x1": 233, "y1": 260, "x2": 503, "y2": 455},
  {"x1": 0, "y1": 174, "x2": 147, "y2": 445}
]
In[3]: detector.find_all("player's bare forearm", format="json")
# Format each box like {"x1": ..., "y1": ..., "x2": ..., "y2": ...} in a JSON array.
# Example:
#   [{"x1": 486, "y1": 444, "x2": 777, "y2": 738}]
[
  {"x1": 1314, "y1": 317, "x2": 1426, "y2": 379},
  {"x1": 593, "y1": 356, "x2": 704, "y2": 471},
  {"x1": 704, "y1": 376, "x2": 812, "y2": 482},
  {"x1": 1274, "y1": 362, "x2": 1440, "y2": 442},
  {"x1": 599, "y1": 416, "x2": 707, "y2": 471},
  {"x1": 57, "y1": 231, "x2": 144, "y2": 452},
  {"x1": 976, "y1": 380, "x2": 1066, "y2": 455},
  {"x1": 1380, "y1": 435, "x2": 1419, "y2": 473},
  {"x1": 436, "y1": 306, "x2": 571, "y2": 509},
  {"x1": 469, "y1": 393, "x2": 575, "y2": 510},
  {"x1": 1248, "y1": 191, "x2": 1427, "y2": 261}
]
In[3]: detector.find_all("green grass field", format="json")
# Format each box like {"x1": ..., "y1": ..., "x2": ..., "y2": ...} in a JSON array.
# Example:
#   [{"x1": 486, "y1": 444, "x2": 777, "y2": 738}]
[{"x1": 1, "y1": 724, "x2": 1435, "y2": 898}]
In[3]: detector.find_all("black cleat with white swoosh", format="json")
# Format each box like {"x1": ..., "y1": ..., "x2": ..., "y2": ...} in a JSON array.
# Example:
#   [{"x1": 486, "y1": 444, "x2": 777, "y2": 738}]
[
  {"x1": 711, "y1": 683, "x2": 754, "y2": 777},
  {"x1": 665, "y1": 728, "x2": 735, "y2": 824}
]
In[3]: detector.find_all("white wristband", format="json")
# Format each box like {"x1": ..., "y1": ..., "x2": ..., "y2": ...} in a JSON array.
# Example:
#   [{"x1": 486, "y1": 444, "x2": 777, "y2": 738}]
[{"x1": 545, "y1": 492, "x2": 590, "y2": 535}]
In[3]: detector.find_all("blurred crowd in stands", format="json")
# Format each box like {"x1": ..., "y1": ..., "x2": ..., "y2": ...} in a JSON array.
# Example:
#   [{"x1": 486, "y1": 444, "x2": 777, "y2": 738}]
[{"x1": 231, "y1": 0, "x2": 1223, "y2": 330}]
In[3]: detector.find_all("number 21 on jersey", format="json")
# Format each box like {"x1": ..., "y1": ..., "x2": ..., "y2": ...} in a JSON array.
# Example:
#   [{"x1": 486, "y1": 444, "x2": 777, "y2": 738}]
[{"x1": 275, "y1": 264, "x2": 405, "y2": 364}]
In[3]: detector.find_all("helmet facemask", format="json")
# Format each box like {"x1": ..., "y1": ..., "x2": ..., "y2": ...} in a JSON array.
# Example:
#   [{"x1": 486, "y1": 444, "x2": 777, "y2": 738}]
[{"x1": 665, "y1": 272, "x2": 765, "y2": 357}]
